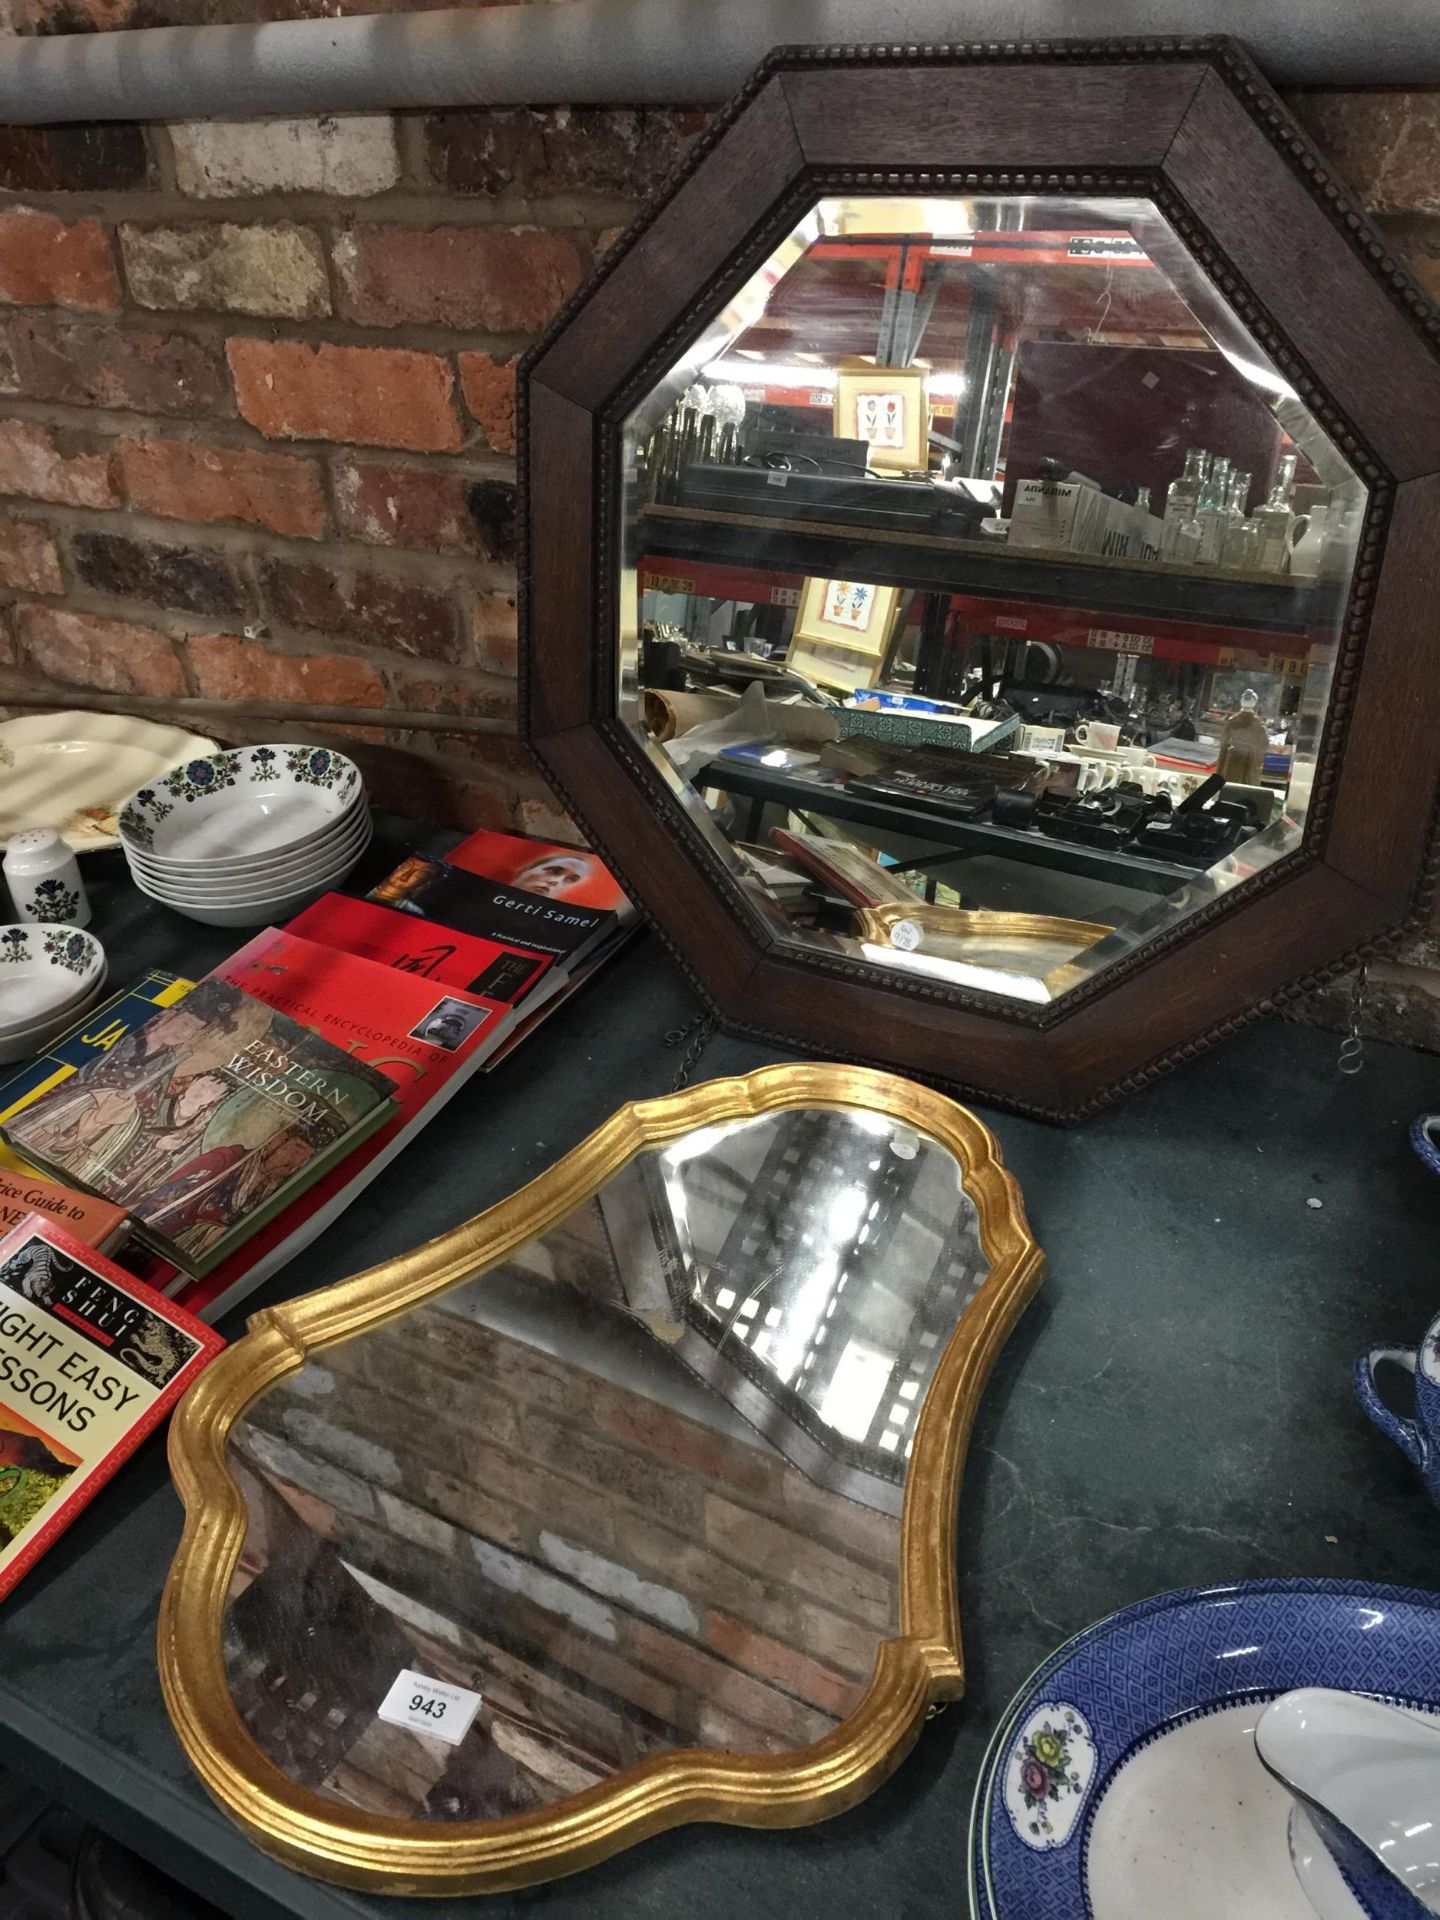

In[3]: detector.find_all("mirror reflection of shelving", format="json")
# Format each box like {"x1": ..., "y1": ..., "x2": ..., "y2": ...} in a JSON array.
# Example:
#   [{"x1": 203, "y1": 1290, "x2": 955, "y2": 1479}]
[{"x1": 619, "y1": 196, "x2": 1363, "y2": 1005}]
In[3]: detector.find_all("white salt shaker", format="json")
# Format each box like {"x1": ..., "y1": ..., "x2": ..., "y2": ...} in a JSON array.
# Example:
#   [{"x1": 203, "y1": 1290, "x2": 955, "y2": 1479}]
[{"x1": 4, "y1": 828, "x2": 91, "y2": 928}]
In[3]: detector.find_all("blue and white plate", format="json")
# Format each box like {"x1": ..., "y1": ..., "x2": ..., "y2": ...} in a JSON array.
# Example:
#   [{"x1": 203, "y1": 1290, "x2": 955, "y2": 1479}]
[{"x1": 967, "y1": 1580, "x2": 1440, "y2": 1920}]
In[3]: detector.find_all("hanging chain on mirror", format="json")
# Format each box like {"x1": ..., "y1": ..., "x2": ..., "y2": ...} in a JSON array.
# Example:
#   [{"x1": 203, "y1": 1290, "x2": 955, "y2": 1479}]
[
  {"x1": 664, "y1": 1010, "x2": 717, "y2": 1092},
  {"x1": 1338, "y1": 960, "x2": 1369, "y2": 1075}
]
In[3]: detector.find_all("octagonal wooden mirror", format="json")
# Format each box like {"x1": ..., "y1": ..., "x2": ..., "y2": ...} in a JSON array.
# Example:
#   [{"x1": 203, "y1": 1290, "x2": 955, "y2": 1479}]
[{"x1": 520, "y1": 37, "x2": 1440, "y2": 1119}]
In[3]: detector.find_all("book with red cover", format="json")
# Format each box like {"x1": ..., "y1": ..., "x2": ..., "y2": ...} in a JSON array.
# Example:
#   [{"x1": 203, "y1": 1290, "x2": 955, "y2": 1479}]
[
  {"x1": 0, "y1": 1214, "x2": 222, "y2": 1600},
  {"x1": 446, "y1": 828, "x2": 634, "y2": 918},
  {"x1": 0, "y1": 1166, "x2": 128, "y2": 1256},
  {"x1": 172, "y1": 932, "x2": 512, "y2": 1321},
  {"x1": 285, "y1": 894, "x2": 551, "y2": 1006}
]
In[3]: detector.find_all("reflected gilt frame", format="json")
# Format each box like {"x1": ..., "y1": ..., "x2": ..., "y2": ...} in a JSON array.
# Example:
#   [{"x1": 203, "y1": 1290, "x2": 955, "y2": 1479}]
[
  {"x1": 159, "y1": 1063, "x2": 1043, "y2": 1895},
  {"x1": 519, "y1": 37, "x2": 1440, "y2": 1121}
]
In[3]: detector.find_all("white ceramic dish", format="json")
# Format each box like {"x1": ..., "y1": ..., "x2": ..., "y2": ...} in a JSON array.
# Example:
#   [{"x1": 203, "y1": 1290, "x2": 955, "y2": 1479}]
[
  {"x1": 0, "y1": 712, "x2": 220, "y2": 853},
  {"x1": 968, "y1": 1581, "x2": 1440, "y2": 1920},
  {"x1": 131, "y1": 822, "x2": 373, "y2": 907},
  {"x1": 128, "y1": 835, "x2": 371, "y2": 927},
  {"x1": 126, "y1": 809, "x2": 372, "y2": 897},
  {"x1": 0, "y1": 969, "x2": 108, "y2": 1067},
  {"x1": 0, "y1": 924, "x2": 106, "y2": 1036},
  {"x1": 123, "y1": 794, "x2": 369, "y2": 882},
  {"x1": 118, "y1": 744, "x2": 363, "y2": 865}
]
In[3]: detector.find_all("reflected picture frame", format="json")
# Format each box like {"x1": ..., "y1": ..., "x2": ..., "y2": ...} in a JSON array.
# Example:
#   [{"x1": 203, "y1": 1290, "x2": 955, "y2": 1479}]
[
  {"x1": 833, "y1": 361, "x2": 929, "y2": 473},
  {"x1": 158, "y1": 1064, "x2": 1043, "y2": 1895},
  {"x1": 788, "y1": 577, "x2": 903, "y2": 692}
]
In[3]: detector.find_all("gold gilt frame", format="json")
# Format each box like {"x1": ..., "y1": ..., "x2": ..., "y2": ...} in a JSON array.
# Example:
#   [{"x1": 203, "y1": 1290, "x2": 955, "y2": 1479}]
[
  {"x1": 159, "y1": 1063, "x2": 1043, "y2": 1896},
  {"x1": 854, "y1": 905, "x2": 1114, "y2": 1003}
]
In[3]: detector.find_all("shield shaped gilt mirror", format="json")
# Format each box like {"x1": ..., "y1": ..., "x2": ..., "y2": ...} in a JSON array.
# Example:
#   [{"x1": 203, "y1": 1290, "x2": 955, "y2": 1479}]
[
  {"x1": 520, "y1": 39, "x2": 1440, "y2": 1119},
  {"x1": 159, "y1": 1066, "x2": 1041, "y2": 1893}
]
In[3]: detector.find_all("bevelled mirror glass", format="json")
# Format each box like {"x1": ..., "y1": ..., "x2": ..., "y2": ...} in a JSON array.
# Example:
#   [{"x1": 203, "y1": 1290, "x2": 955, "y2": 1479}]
[
  {"x1": 619, "y1": 194, "x2": 1360, "y2": 1005},
  {"x1": 161, "y1": 1067, "x2": 1041, "y2": 1892},
  {"x1": 522, "y1": 43, "x2": 1440, "y2": 1118}
]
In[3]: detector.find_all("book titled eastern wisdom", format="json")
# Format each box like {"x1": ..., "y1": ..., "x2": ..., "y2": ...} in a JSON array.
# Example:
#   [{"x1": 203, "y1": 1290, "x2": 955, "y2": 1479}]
[
  {"x1": 1, "y1": 979, "x2": 397, "y2": 1281},
  {"x1": 0, "y1": 1214, "x2": 221, "y2": 1601}
]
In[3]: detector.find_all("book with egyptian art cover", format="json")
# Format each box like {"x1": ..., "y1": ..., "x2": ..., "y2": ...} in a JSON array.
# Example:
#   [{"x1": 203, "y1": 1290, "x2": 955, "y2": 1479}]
[
  {"x1": 2, "y1": 978, "x2": 397, "y2": 1279},
  {"x1": 0, "y1": 1214, "x2": 221, "y2": 1600}
]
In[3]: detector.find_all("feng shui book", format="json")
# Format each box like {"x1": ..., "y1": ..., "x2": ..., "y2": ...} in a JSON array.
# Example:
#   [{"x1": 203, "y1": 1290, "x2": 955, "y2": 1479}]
[
  {"x1": 0, "y1": 1214, "x2": 221, "y2": 1601},
  {"x1": 368, "y1": 854, "x2": 619, "y2": 968},
  {"x1": 0, "y1": 1166, "x2": 128, "y2": 1257},
  {"x1": 2, "y1": 979, "x2": 397, "y2": 1280},
  {"x1": 446, "y1": 827, "x2": 635, "y2": 919},
  {"x1": 171, "y1": 932, "x2": 514, "y2": 1321},
  {"x1": 0, "y1": 970, "x2": 194, "y2": 1174},
  {"x1": 285, "y1": 893, "x2": 552, "y2": 1006}
]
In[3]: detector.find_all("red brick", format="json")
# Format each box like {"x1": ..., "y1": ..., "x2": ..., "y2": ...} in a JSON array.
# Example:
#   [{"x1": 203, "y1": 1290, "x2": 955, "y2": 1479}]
[
  {"x1": 15, "y1": 604, "x2": 185, "y2": 696},
  {"x1": 614, "y1": 1509, "x2": 790, "y2": 1636},
  {"x1": 119, "y1": 436, "x2": 326, "y2": 538},
  {"x1": 228, "y1": 338, "x2": 461, "y2": 451},
  {"x1": 471, "y1": 587, "x2": 518, "y2": 673},
  {"x1": 0, "y1": 124, "x2": 150, "y2": 194},
  {"x1": 457, "y1": 351, "x2": 516, "y2": 453},
  {"x1": 7, "y1": 314, "x2": 230, "y2": 418},
  {"x1": 624, "y1": 1618, "x2": 825, "y2": 1748},
  {"x1": 442, "y1": 779, "x2": 518, "y2": 834},
  {"x1": 704, "y1": 1495, "x2": 897, "y2": 1628},
  {"x1": 391, "y1": 673, "x2": 513, "y2": 719},
  {"x1": 259, "y1": 555, "x2": 460, "y2": 663},
  {"x1": 591, "y1": 1385, "x2": 776, "y2": 1499},
  {"x1": 516, "y1": 795, "x2": 584, "y2": 844},
  {"x1": 0, "y1": 421, "x2": 116, "y2": 509},
  {"x1": 793, "y1": 1601, "x2": 886, "y2": 1683},
  {"x1": 333, "y1": 457, "x2": 474, "y2": 553},
  {"x1": 71, "y1": 531, "x2": 249, "y2": 617},
  {"x1": 1289, "y1": 90, "x2": 1440, "y2": 216},
  {"x1": 705, "y1": 1612, "x2": 861, "y2": 1716},
  {"x1": 0, "y1": 209, "x2": 119, "y2": 314},
  {"x1": 335, "y1": 226, "x2": 583, "y2": 332},
  {"x1": 425, "y1": 107, "x2": 709, "y2": 199},
  {"x1": 186, "y1": 633, "x2": 386, "y2": 707},
  {"x1": 0, "y1": 519, "x2": 62, "y2": 594}
]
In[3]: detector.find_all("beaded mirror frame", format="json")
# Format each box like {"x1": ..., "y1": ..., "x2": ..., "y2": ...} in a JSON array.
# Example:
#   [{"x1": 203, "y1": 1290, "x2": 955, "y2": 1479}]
[{"x1": 518, "y1": 37, "x2": 1440, "y2": 1121}]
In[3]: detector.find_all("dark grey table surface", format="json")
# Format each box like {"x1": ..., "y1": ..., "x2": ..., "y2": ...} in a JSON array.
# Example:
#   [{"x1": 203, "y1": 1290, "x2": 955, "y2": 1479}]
[{"x1": 3, "y1": 811, "x2": 1439, "y2": 1920}]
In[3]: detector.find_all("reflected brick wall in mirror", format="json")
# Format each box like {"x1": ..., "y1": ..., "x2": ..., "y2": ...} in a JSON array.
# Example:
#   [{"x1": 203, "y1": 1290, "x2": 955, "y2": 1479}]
[{"x1": 217, "y1": 1107, "x2": 990, "y2": 1821}]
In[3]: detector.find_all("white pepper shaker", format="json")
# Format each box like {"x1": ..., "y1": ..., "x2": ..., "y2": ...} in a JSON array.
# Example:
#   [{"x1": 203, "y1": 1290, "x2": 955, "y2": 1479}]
[{"x1": 4, "y1": 828, "x2": 91, "y2": 928}]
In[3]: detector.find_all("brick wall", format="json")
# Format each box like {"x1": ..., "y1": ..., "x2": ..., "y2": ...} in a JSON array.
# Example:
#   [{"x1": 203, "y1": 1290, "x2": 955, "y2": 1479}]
[
  {"x1": 224, "y1": 1240, "x2": 902, "y2": 1811},
  {"x1": 0, "y1": 97, "x2": 706, "y2": 832},
  {"x1": 0, "y1": 40, "x2": 1435, "y2": 1036}
]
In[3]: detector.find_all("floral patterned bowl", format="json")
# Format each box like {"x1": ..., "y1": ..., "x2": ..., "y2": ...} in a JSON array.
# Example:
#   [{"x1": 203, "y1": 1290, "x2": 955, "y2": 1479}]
[
  {"x1": 117, "y1": 745, "x2": 365, "y2": 870},
  {"x1": 0, "y1": 923, "x2": 105, "y2": 1039}
]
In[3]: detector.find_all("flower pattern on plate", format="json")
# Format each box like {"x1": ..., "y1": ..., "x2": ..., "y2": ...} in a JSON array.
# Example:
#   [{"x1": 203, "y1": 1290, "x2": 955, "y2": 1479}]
[
  {"x1": 162, "y1": 751, "x2": 242, "y2": 806},
  {"x1": 0, "y1": 929, "x2": 30, "y2": 964},
  {"x1": 284, "y1": 746, "x2": 350, "y2": 793},
  {"x1": 41, "y1": 930, "x2": 90, "y2": 972},
  {"x1": 249, "y1": 747, "x2": 279, "y2": 781},
  {"x1": 26, "y1": 878, "x2": 80, "y2": 924},
  {"x1": 1003, "y1": 1703, "x2": 1096, "y2": 1850}
]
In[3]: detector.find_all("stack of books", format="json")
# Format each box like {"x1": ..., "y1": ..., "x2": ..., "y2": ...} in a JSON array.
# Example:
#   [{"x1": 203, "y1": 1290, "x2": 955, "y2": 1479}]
[{"x1": 0, "y1": 829, "x2": 636, "y2": 1321}]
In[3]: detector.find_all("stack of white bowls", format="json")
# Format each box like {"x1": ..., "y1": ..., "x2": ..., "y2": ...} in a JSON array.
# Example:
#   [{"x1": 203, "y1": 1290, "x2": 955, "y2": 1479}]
[
  {"x1": 0, "y1": 923, "x2": 106, "y2": 1066},
  {"x1": 117, "y1": 744, "x2": 371, "y2": 927}
]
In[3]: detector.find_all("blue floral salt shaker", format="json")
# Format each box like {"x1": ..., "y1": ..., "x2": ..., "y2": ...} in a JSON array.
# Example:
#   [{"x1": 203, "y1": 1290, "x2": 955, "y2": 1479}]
[{"x1": 3, "y1": 828, "x2": 91, "y2": 928}]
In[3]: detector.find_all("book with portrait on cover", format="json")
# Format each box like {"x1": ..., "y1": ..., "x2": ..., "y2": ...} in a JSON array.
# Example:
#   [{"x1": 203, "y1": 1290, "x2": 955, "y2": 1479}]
[
  {"x1": 0, "y1": 1213, "x2": 222, "y2": 1601},
  {"x1": 1, "y1": 979, "x2": 397, "y2": 1280}
]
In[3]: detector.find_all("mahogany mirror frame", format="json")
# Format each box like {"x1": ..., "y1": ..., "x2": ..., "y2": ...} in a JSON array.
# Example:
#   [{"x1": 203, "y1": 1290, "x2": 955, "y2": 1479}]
[{"x1": 519, "y1": 36, "x2": 1440, "y2": 1121}]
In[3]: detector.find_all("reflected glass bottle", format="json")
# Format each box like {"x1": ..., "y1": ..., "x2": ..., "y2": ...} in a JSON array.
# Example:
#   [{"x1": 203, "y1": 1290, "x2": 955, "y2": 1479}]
[
  {"x1": 1161, "y1": 447, "x2": 1208, "y2": 559},
  {"x1": 1194, "y1": 455, "x2": 1233, "y2": 565},
  {"x1": 1222, "y1": 469, "x2": 1259, "y2": 571},
  {"x1": 1254, "y1": 454, "x2": 1300, "y2": 572}
]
